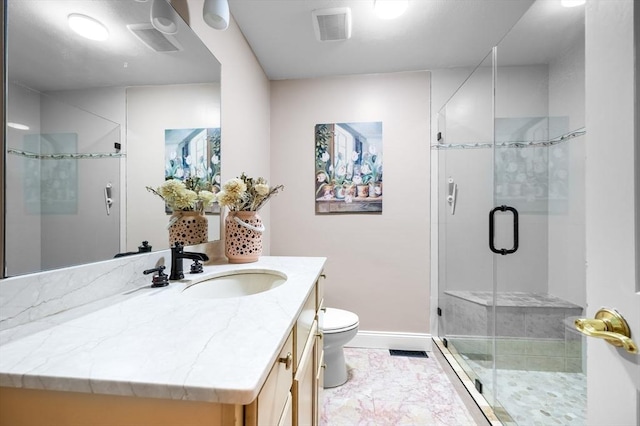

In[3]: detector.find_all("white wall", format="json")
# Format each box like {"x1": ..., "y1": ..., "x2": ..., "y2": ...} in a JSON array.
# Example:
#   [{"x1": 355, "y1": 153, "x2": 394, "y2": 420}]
[
  {"x1": 5, "y1": 83, "x2": 42, "y2": 274},
  {"x1": 38, "y1": 94, "x2": 121, "y2": 269},
  {"x1": 269, "y1": 72, "x2": 431, "y2": 334},
  {"x1": 5, "y1": 85, "x2": 123, "y2": 275},
  {"x1": 434, "y1": 63, "x2": 553, "y2": 297},
  {"x1": 126, "y1": 84, "x2": 220, "y2": 252},
  {"x1": 43, "y1": 88, "x2": 125, "y2": 267},
  {"x1": 48, "y1": 87, "x2": 128, "y2": 251},
  {"x1": 547, "y1": 37, "x2": 586, "y2": 307}
]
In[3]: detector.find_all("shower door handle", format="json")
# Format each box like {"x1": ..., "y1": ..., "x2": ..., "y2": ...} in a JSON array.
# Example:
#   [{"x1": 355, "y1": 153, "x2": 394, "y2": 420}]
[{"x1": 489, "y1": 205, "x2": 519, "y2": 255}]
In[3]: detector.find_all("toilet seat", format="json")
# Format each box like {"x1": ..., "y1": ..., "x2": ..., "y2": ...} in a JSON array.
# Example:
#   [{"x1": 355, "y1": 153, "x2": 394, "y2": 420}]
[{"x1": 323, "y1": 308, "x2": 359, "y2": 334}]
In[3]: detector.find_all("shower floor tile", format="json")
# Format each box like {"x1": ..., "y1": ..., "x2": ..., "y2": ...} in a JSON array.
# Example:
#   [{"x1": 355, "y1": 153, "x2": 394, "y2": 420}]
[
  {"x1": 467, "y1": 359, "x2": 587, "y2": 426},
  {"x1": 321, "y1": 348, "x2": 482, "y2": 426}
]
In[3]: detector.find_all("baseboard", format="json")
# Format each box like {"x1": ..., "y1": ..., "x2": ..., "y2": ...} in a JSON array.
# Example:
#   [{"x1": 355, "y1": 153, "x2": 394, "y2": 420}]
[{"x1": 346, "y1": 331, "x2": 432, "y2": 352}]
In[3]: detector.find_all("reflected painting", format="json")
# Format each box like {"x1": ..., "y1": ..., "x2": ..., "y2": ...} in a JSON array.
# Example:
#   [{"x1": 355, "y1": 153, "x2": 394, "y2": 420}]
[
  {"x1": 315, "y1": 122, "x2": 383, "y2": 214},
  {"x1": 165, "y1": 127, "x2": 221, "y2": 213},
  {"x1": 23, "y1": 133, "x2": 78, "y2": 215}
]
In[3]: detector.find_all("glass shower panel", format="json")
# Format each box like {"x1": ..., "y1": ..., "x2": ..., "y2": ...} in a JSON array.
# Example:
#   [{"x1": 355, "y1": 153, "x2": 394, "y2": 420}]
[
  {"x1": 5, "y1": 88, "x2": 121, "y2": 276},
  {"x1": 492, "y1": 1, "x2": 586, "y2": 424},
  {"x1": 436, "y1": 52, "x2": 500, "y2": 406}
]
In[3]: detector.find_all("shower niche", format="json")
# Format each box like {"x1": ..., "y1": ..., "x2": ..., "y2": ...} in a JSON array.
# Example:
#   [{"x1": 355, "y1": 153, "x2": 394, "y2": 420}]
[{"x1": 434, "y1": 1, "x2": 587, "y2": 424}]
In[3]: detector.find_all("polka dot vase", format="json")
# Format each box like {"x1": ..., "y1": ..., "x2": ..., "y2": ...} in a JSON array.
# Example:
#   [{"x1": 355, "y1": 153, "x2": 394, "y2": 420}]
[
  {"x1": 225, "y1": 211, "x2": 264, "y2": 263},
  {"x1": 168, "y1": 211, "x2": 208, "y2": 247}
]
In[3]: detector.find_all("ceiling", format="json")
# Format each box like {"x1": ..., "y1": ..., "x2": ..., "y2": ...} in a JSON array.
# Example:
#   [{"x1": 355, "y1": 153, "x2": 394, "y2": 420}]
[
  {"x1": 228, "y1": 0, "x2": 540, "y2": 81},
  {"x1": 5, "y1": 0, "x2": 584, "y2": 91},
  {"x1": 7, "y1": 0, "x2": 220, "y2": 92}
]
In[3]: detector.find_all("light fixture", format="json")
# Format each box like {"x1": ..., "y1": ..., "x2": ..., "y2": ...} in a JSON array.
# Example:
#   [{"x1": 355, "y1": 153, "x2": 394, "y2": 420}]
[
  {"x1": 374, "y1": 0, "x2": 408, "y2": 19},
  {"x1": 68, "y1": 13, "x2": 109, "y2": 41},
  {"x1": 151, "y1": 0, "x2": 178, "y2": 35},
  {"x1": 203, "y1": 0, "x2": 230, "y2": 30},
  {"x1": 561, "y1": 0, "x2": 585, "y2": 6},
  {"x1": 7, "y1": 122, "x2": 30, "y2": 130}
]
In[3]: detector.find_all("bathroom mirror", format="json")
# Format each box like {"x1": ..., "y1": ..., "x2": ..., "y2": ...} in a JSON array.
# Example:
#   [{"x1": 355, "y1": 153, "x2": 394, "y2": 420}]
[{"x1": 3, "y1": 0, "x2": 222, "y2": 277}]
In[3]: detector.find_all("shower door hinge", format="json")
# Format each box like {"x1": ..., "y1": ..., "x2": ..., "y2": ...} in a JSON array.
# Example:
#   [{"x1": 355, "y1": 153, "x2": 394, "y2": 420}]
[
  {"x1": 475, "y1": 379, "x2": 483, "y2": 394},
  {"x1": 437, "y1": 307, "x2": 442, "y2": 316},
  {"x1": 442, "y1": 338, "x2": 448, "y2": 348}
]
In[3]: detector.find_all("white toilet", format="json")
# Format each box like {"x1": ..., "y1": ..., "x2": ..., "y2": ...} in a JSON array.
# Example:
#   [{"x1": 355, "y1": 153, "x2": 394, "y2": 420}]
[{"x1": 322, "y1": 308, "x2": 359, "y2": 388}]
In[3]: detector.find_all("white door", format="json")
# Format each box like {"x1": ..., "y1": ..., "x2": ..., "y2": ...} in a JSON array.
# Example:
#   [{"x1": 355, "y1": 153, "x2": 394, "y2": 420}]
[{"x1": 585, "y1": 1, "x2": 639, "y2": 425}]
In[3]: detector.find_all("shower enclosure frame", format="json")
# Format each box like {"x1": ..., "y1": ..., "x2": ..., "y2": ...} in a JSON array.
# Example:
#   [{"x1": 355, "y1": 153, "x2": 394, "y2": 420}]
[{"x1": 432, "y1": 2, "x2": 587, "y2": 423}]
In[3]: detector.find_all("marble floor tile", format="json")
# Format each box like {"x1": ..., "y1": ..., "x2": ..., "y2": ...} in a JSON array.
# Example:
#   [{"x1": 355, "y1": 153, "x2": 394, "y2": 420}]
[
  {"x1": 321, "y1": 348, "x2": 480, "y2": 426},
  {"x1": 467, "y1": 359, "x2": 586, "y2": 426}
]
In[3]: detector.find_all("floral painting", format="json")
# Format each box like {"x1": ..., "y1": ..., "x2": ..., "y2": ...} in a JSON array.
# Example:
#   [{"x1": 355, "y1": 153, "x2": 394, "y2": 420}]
[
  {"x1": 315, "y1": 122, "x2": 383, "y2": 214},
  {"x1": 165, "y1": 128, "x2": 220, "y2": 213}
]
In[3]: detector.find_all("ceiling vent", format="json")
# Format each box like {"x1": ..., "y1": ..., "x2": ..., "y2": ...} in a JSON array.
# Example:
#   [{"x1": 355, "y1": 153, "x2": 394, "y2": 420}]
[
  {"x1": 312, "y1": 8, "x2": 352, "y2": 42},
  {"x1": 127, "y1": 23, "x2": 183, "y2": 52}
]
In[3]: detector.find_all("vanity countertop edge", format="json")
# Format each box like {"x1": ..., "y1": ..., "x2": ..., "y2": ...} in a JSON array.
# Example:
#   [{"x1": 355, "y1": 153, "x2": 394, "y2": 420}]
[{"x1": 0, "y1": 256, "x2": 326, "y2": 405}]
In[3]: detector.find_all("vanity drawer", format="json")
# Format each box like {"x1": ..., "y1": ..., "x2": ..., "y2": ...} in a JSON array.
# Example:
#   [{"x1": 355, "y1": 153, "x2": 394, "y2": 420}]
[
  {"x1": 246, "y1": 331, "x2": 293, "y2": 426},
  {"x1": 294, "y1": 288, "x2": 316, "y2": 372},
  {"x1": 293, "y1": 320, "x2": 318, "y2": 426}
]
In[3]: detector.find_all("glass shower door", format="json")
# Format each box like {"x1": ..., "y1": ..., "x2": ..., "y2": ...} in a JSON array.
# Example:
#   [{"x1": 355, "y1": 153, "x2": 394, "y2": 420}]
[
  {"x1": 436, "y1": 1, "x2": 587, "y2": 423},
  {"x1": 490, "y1": 1, "x2": 587, "y2": 423},
  {"x1": 436, "y1": 51, "x2": 501, "y2": 408}
]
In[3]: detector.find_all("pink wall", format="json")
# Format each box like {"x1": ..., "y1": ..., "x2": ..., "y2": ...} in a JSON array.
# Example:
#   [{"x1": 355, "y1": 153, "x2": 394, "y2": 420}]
[
  {"x1": 180, "y1": 0, "x2": 273, "y2": 253},
  {"x1": 269, "y1": 72, "x2": 431, "y2": 334},
  {"x1": 183, "y1": 1, "x2": 431, "y2": 334}
]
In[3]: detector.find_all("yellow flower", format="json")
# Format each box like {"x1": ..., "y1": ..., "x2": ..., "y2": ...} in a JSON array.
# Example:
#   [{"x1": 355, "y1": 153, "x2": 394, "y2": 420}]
[
  {"x1": 197, "y1": 190, "x2": 216, "y2": 206},
  {"x1": 173, "y1": 189, "x2": 198, "y2": 210},
  {"x1": 158, "y1": 179, "x2": 185, "y2": 199},
  {"x1": 255, "y1": 183, "x2": 269, "y2": 196},
  {"x1": 223, "y1": 178, "x2": 247, "y2": 195},
  {"x1": 216, "y1": 190, "x2": 240, "y2": 207},
  {"x1": 217, "y1": 173, "x2": 283, "y2": 211},
  {"x1": 147, "y1": 178, "x2": 217, "y2": 212}
]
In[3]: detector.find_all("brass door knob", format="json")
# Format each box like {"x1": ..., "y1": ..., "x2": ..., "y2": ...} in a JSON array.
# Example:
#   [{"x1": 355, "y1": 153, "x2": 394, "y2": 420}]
[
  {"x1": 278, "y1": 352, "x2": 293, "y2": 370},
  {"x1": 574, "y1": 308, "x2": 638, "y2": 354}
]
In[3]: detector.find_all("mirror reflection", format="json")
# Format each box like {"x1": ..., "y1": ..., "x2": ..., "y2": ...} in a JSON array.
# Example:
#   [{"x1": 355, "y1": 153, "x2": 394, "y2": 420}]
[{"x1": 4, "y1": 0, "x2": 222, "y2": 277}]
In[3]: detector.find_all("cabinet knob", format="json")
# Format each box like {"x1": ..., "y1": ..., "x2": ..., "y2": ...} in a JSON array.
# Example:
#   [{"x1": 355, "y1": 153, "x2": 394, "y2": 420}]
[{"x1": 278, "y1": 352, "x2": 293, "y2": 370}]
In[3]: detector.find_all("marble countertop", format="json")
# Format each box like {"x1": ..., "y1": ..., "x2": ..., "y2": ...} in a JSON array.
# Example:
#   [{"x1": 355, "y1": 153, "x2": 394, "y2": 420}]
[{"x1": 0, "y1": 256, "x2": 326, "y2": 405}]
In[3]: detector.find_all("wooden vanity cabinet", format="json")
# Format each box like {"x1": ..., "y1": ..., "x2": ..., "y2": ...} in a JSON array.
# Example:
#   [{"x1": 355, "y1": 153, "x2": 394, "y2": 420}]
[
  {"x1": 292, "y1": 275, "x2": 324, "y2": 426},
  {"x1": 314, "y1": 277, "x2": 325, "y2": 426},
  {"x1": 0, "y1": 277, "x2": 325, "y2": 426},
  {"x1": 250, "y1": 274, "x2": 324, "y2": 426},
  {"x1": 245, "y1": 332, "x2": 294, "y2": 426}
]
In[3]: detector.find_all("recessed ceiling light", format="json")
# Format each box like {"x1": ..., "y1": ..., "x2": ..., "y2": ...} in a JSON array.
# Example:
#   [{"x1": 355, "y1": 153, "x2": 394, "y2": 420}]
[
  {"x1": 68, "y1": 13, "x2": 109, "y2": 41},
  {"x1": 561, "y1": 0, "x2": 585, "y2": 7},
  {"x1": 7, "y1": 122, "x2": 30, "y2": 130},
  {"x1": 374, "y1": 0, "x2": 408, "y2": 19}
]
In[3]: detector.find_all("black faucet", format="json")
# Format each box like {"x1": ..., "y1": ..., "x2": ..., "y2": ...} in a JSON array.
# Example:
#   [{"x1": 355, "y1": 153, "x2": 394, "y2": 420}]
[
  {"x1": 143, "y1": 265, "x2": 169, "y2": 287},
  {"x1": 114, "y1": 241, "x2": 152, "y2": 258},
  {"x1": 170, "y1": 243, "x2": 209, "y2": 280}
]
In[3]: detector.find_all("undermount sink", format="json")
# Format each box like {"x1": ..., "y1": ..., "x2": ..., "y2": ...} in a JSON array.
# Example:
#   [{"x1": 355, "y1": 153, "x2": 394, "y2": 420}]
[{"x1": 182, "y1": 271, "x2": 287, "y2": 299}]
